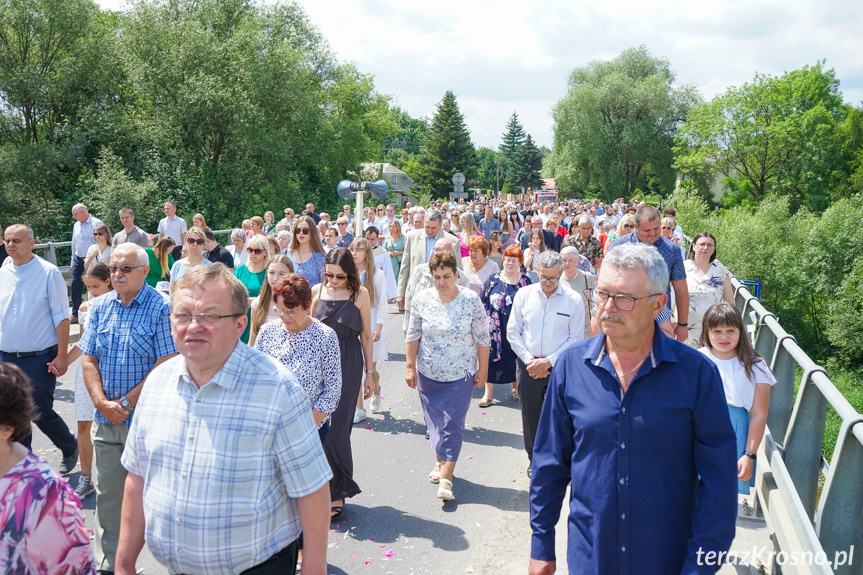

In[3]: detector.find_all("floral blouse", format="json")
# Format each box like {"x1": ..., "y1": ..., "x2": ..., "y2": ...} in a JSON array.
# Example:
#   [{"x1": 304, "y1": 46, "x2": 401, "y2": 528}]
[
  {"x1": 482, "y1": 273, "x2": 532, "y2": 362},
  {"x1": 0, "y1": 452, "x2": 95, "y2": 574},
  {"x1": 254, "y1": 319, "x2": 342, "y2": 426},
  {"x1": 685, "y1": 259, "x2": 731, "y2": 344},
  {"x1": 406, "y1": 286, "x2": 491, "y2": 381}
]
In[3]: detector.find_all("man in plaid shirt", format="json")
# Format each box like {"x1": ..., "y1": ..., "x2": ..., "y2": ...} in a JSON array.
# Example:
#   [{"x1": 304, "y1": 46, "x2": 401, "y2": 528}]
[{"x1": 116, "y1": 264, "x2": 332, "y2": 575}]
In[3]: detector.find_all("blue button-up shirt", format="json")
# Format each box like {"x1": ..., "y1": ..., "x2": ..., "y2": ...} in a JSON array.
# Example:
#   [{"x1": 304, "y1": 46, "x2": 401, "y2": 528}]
[
  {"x1": 79, "y1": 284, "x2": 176, "y2": 426},
  {"x1": 478, "y1": 217, "x2": 501, "y2": 238},
  {"x1": 425, "y1": 231, "x2": 442, "y2": 262},
  {"x1": 609, "y1": 233, "x2": 686, "y2": 322},
  {"x1": 71, "y1": 214, "x2": 103, "y2": 262},
  {"x1": 530, "y1": 326, "x2": 737, "y2": 575}
]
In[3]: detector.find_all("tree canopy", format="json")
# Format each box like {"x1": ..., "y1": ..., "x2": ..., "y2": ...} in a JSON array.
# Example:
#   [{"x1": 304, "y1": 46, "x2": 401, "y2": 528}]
[{"x1": 412, "y1": 91, "x2": 476, "y2": 198}]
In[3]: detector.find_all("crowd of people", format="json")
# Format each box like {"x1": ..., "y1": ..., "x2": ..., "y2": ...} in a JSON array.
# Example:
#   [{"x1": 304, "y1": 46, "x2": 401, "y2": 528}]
[{"x1": 0, "y1": 194, "x2": 776, "y2": 574}]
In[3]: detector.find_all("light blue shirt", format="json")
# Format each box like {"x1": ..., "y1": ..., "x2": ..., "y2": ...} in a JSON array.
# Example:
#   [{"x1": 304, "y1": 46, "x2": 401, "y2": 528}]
[
  {"x1": 425, "y1": 232, "x2": 441, "y2": 262},
  {"x1": 0, "y1": 256, "x2": 70, "y2": 352},
  {"x1": 71, "y1": 214, "x2": 103, "y2": 261},
  {"x1": 478, "y1": 217, "x2": 501, "y2": 238}
]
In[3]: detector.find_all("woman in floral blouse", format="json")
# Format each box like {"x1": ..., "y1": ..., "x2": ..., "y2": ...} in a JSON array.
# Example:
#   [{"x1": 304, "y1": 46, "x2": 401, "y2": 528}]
[
  {"x1": 405, "y1": 250, "x2": 490, "y2": 502},
  {"x1": 0, "y1": 363, "x2": 94, "y2": 574},
  {"x1": 479, "y1": 245, "x2": 532, "y2": 407}
]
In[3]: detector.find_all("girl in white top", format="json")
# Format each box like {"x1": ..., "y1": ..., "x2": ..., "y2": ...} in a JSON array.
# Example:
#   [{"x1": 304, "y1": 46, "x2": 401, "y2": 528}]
[
  {"x1": 699, "y1": 302, "x2": 776, "y2": 496},
  {"x1": 350, "y1": 238, "x2": 387, "y2": 420}
]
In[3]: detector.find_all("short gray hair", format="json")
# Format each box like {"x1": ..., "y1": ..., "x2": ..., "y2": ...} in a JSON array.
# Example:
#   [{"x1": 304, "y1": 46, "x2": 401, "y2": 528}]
[
  {"x1": 634, "y1": 205, "x2": 661, "y2": 227},
  {"x1": 112, "y1": 242, "x2": 148, "y2": 266},
  {"x1": 577, "y1": 214, "x2": 592, "y2": 226},
  {"x1": 560, "y1": 246, "x2": 580, "y2": 258},
  {"x1": 230, "y1": 228, "x2": 246, "y2": 242},
  {"x1": 536, "y1": 250, "x2": 563, "y2": 270},
  {"x1": 171, "y1": 263, "x2": 249, "y2": 316},
  {"x1": 426, "y1": 208, "x2": 443, "y2": 224},
  {"x1": 603, "y1": 243, "x2": 669, "y2": 295}
]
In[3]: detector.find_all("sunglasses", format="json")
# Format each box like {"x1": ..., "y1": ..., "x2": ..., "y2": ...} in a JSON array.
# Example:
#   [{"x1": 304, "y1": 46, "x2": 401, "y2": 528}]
[
  {"x1": 295, "y1": 227, "x2": 310, "y2": 234},
  {"x1": 186, "y1": 238, "x2": 205, "y2": 245},
  {"x1": 246, "y1": 247, "x2": 266, "y2": 255},
  {"x1": 324, "y1": 272, "x2": 348, "y2": 281},
  {"x1": 624, "y1": 224, "x2": 635, "y2": 229},
  {"x1": 109, "y1": 265, "x2": 145, "y2": 274},
  {"x1": 94, "y1": 232, "x2": 104, "y2": 237}
]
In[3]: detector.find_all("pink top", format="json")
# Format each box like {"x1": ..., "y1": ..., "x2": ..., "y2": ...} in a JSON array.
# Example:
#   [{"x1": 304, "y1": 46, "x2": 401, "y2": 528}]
[
  {"x1": 0, "y1": 452, "x2": 94, "y2": 574},
  {"x1": 457, "y1": 231, "x2": 485, "y2": 257}
]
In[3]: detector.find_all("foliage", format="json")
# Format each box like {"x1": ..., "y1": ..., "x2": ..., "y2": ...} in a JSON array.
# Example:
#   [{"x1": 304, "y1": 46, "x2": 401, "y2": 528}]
[
  {"x1": 499, "y1": 112, "x2": 525, "y2": 188},
  {"x1": 674, "y1": 62, "x2": 847, "y2": 212},
  {"x1": 380, "y1": 106, "x2": 428, "y2": 169},
  {"x1": 551, "y1": 45, "x2": 699, "y2": 202},
  {"x1": 513, "y1": 135, "x2": 544, "y2": 189},
  {"x1": 412, "y1": 91, "x2": 476, "y2": 198},
  {"x1": 474, "y1": 146, "x2": 499, "y2": 191}
]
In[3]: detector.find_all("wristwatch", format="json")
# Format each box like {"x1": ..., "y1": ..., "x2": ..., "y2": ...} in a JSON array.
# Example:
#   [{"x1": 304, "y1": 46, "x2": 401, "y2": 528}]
[
  {"x1": 119, "y1": 396, "x2": 132, "y2": 410},
  {"x1": 744, "y1": 451, "x2": 757, "y2": 460}
]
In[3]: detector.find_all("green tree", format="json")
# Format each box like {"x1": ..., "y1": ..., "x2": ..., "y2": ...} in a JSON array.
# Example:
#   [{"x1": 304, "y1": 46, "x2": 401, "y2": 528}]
[
  {"x1": 412, "y1": 90, "x2": 476, "y2": 198},
  {"x1": 551, "y1": 45, "x2": 699, "y2": 202},
  {"x1": 514, "y1": 134, "x2": 543, "y2": 189},
  {"x1": 674, "y1": 62, "x2": 846, "y2": 212},
  {"x1": 474, "y1": 146, "x2": 499, "y2": 191},
  {"x1": 499, "y1": 112, "x2": 525, "y2": 187},
  {"x1": 381, "y1": 106, "x2": 428, "y2": 169}
]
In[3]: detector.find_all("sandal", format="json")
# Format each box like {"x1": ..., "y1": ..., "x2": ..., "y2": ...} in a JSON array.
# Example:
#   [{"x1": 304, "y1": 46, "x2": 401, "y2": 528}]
[
  {"x1": 330, "y1": 505, "x2": 344, "y2": 520},
  {"x1": 511, "y1": 389, "x2": 520, "y2": 401},
  {"x1": 478, "y1": 397, "x2": 493, "y2": 408},
  {"x1": 437, "y1": 478, "x2": 454, "y2": 501},
  {"x1": 428, "y1": 466, "x2": 441, "y2": 484}
]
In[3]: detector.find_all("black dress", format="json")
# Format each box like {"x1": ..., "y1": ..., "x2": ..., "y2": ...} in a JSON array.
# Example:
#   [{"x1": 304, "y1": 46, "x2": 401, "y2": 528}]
[{"x1": 313, "y1": 298, "x2": 364, "y2": 501}]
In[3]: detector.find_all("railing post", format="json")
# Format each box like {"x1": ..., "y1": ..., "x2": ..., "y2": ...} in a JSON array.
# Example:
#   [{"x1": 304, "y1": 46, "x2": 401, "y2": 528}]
[
  {"x1": 767, "y1": 337, "x2": 798, "y2": 448},
  {"x1": 45, "y1": 242, "x2": 57, "y2": 265}
]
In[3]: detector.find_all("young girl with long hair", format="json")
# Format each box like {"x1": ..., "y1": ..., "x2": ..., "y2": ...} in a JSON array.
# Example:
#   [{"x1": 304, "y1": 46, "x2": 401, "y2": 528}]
[
  {"x1": 699, "y1": 302, "x2": 776, "y2": 496},
  {"x1": 248, "y1": 255, "x2": 294, "y2": 347}
]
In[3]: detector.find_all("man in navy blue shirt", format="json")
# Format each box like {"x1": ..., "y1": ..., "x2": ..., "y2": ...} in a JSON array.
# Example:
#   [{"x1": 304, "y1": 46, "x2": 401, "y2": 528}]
[
  {"x1": 478, "y1": 205, "x2": 501, "y2": 238},
  {"x1": 528, "y1": 243, "x2": 736, "y2": 575}
]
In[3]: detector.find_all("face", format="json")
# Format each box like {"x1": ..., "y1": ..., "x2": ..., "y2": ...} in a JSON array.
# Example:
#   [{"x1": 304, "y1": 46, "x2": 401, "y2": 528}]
[
  {"x1": 579, "y1": 223, "x2": 593, "y2": 238},
  {"x1": 323, "y1": 264, "x2": 348, "y2": 288},
  {"x1": 337, "y1": 220, "x2": 348, "y2": 234},
  {"x1": 485, "y1": 207, "x2": 493, "y2": 219},
  {"x1": 661, "y1": 223, "x2": 673, "y2": 238},
  {"x1": 193, "y1": 216, "x2": 204, "y2": 228},
  {"x1": 266, "y1": 262, "x2": 291, "y2": 287},
  {"x1": 185, "y1": 233, "x2": 205, "y2": 255},
  {"x1": 529, "y1": 233, "x2": 541, "y2": 248},
  {"x1": 306, "y1": 203, "x2": 314, "y2": 212},
  {"x1": 171, "y1": 281, "x2": 246, "y2": 370},
  {"x1": 251, "y1": 220, "x2": 262, "y2": 232},
  {"x1": 242, "y1": 222, "x2": 252, "y2": 231},
  {"x1": 94, "y1": 229, "x2": 108, "y2": 244},
  {"x1": 365, "y1": 232, "x2": 379, "y2": 246},
  {"x1": 622, "y1": 221, "x2": 635, "y2": 233},
  {"x1": 351, "y1": 246, "x2": 366, "y2": 264},
  {"x1": 119, "y1": 211, "x2": 134, "y2": 228},
  {"x1": 377, "y1": 206, "x2": 385, "y2": 217},
  {"x1": 693, "y1": 237, "x2": 716, "y2": 258},
  {"x1": 247, "y1": 243, "x2": 265, "y2": 264},
  {"x1": 386, "y1": 206, "x2": 395, "y2": 217},
  {"x1": 294, "y1": 222, "x2": 312, "y2": 244},
  {"x1": 274, "y1": 295, "x2": 309, "y2": 331},
  {"x1": 232, "y1": 236, "x2": 244, "y2": 249},
  {"x1": 110, "y1": 250, "x2": 148, "y2": 299},
  {"x1": 84, "y1": 275, "x2": 112, "y2": 297},
  {"x1": 469, "y1": 247, "x2": 484, "y2": 262},
  {"x1": 424, "y1": 219, "x2": 440, "y2": 239},
  {"x1": 432, "y1": 266, "x2": 456, "y2": 295},
  {"x1": 389, "y1": 222, "x2": 398, "y2": 235},
  {"x1": 164, "y1": 203, "x2": 176, "y2": 217},
  {"x1": 325, "y1": 230, "x2": 338, "y2": 246},
  {"x1": 442, "y1": 219, "x2": 451, "y2": 232},
  {"x1": 265, "y1": 213, "x2": 273, "y2": 223},
  {"x1": 538, "y1": 265, "x2": 562, "y2": 296},
  {"x1": 4, "y1": 226, "x2": 34, "y2": 260},
  {"x1": 502, "y1": 255, "x2": 520, "y2": 274},
  {"x1": 596, "y1": 264, "x2": 665, "y2": 341},
  {"x1": 707, "y1": 324, "x2": 741, "y2": 358},
  {"x1": 72, "y1": 206, "x2": 88, "y2": 223},
  {"x1": 636, "y1": 218, "x2": 661, "y2": 245},
  {"x1": 278, "y1": 235, "x2": 289, "y2": 249},
  {"x1": 562, "y1": 254, "x2": 578, "y2": 275},
  {"x1": 413, "y1": 214, "x2": 424, "y2": 228}
]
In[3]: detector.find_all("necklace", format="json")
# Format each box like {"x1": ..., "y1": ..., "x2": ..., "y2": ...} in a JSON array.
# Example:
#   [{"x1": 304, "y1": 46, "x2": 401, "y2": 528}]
[{"x1": 614, "y1": 356, "x2": 646, "y2": 381}]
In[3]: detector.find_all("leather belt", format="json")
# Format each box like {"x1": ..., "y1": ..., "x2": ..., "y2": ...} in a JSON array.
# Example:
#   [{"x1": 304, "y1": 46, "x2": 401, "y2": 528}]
[{"x1": 1, "y1": 345, "x2": 58, "y2": 358}]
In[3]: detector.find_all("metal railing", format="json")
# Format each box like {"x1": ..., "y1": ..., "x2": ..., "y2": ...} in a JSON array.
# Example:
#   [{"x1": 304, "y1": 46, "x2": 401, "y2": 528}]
[{"x1": 733, "y1": 277, "x2": 863, "y2": 574}]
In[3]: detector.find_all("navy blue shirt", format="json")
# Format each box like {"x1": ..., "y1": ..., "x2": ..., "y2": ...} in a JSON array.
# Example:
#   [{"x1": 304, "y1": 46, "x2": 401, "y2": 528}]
[{"x1": 529, "y1": 326, "x2": 737, "y2": 575}]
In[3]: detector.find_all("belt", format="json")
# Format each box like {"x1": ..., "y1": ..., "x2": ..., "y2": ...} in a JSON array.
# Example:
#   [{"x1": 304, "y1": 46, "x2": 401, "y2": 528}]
[{"x1": 1, "y1": 345, "x2": 58, "y2": 358}]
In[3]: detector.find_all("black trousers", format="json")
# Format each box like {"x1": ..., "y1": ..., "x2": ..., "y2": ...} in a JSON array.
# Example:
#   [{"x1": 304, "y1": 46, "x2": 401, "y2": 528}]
[
  {"x1": 3, "y1": 350, "x2": 77, "y2": 457},
  {"x1": 70, "y1": 254, "x2": 86, "y2": 316},
  {"x1": 516, "y1": 357, "x2": 551, "y2": 462}
]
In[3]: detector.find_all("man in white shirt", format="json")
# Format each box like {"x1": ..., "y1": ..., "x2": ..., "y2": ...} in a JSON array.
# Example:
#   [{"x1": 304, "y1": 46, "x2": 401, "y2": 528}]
[
  {"x1": 507, "y1": 250, "x2": 585, "y2": 477},
  {"x1": 364, "y1": 227, "x2": 397, "y2": 300},
  {"x1": 0, "y1": 224, "x2": 78, "y2": 472},
  {"x1": 70, "y1": 203, "x2": 103, "y2": 322},
  {"x1": 157, "y1": 200, "x2": 187, "y2": 261},
  {"x1": 377, "y1": 204, "x2": 397, "y2": 237}
]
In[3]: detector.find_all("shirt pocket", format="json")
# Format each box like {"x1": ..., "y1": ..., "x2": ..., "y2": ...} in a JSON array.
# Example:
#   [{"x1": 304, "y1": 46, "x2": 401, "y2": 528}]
[{"x1": 128, "y1": 325, "x2": 157, "y2": 364}]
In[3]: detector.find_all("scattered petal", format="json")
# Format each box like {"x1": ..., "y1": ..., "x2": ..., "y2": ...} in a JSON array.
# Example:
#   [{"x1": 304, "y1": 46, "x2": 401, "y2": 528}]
[
  {"x1": 466, "y1": 455, "x2": 474, "y2": 459},
  {"x1": 351, "y1": 554, "x2": 357, "y2": 559},
  {"x1": 384, "y1": 550, "x2": 394, "y2": 558}
]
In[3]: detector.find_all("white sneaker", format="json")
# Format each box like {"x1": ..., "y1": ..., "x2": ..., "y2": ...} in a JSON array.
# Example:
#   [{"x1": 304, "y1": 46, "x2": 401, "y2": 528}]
[
  {"x1": 370, "y1": 393, "x2": 381, "y2": 413},
  {"x1": 353, "y1": 408, "x2": 367, "y2": 424}
]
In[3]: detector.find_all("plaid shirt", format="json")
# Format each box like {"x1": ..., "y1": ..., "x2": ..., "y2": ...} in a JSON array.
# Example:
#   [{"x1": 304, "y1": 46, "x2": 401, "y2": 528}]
[
  {"x1": 121, "y1": 341, "x2": 332, "y2": 575},
  {"x1": 79, "y1": 284, "x2": 176, "y2": 426}
]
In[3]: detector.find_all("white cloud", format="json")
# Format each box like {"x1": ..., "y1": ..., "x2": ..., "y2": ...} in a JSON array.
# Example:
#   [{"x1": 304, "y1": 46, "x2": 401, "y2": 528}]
[{"x1": 94, "y1": 0, "x2": 863, "y2": 148}]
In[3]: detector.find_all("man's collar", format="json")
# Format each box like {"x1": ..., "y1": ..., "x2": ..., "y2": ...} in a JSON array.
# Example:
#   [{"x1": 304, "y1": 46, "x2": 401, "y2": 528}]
[
  {"x1": 179, "y1": 340, "x2": 244, "y2": 392},
  {"x1": 584, "y1": 320, "x2": 680, "y2": 366}
]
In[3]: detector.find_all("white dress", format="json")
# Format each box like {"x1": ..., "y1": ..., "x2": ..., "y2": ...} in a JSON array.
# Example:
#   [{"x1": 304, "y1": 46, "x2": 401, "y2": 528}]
[
  {"x1": 363, "y1": 268, "x2": 388, "y2": 362},
  {"x1": 74, "y1": 312, "x2": 95, "y2": 422}
]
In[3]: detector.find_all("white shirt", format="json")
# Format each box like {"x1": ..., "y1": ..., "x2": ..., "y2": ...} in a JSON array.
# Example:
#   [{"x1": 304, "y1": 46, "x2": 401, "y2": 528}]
[
  {"x1": 376, "y1": 216, "x2": 396, "y2": 237},
  {"x1": 373, "y1": 247, "x2": 397, "y2": 299},
  {"x1": 71, "y1": 214, "x2": 103, "y2": 259},
  {"x1": 0, "y1": 256, "x2": 71, "y2": 352},
  {"x1": 157, "y1": 215, "x2": 188, "y2": 245},
  {"x1": 699, "y1": 347, "x2": 776, "y2": 411},
  {"x1": 507, "y1": 282, "x2": 586, "y2": 366}
]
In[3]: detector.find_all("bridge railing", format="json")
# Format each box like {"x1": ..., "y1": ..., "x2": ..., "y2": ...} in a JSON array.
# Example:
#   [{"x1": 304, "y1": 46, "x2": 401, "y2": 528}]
[{"x1": 732, "y1": 277, "x2": 863, "y2": 575}]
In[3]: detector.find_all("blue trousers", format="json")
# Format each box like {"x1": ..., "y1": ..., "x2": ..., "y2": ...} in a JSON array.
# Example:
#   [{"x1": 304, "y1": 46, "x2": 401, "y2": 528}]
[
  {"x1": 70, "y1": 254, "x2": 86, "y2": 317},
  {"x1": 3, "y1": 351, "x2": 77, "y2": 457},
  {"x1": 728, "y1": 405, "x2": 755, "y2": 495}
]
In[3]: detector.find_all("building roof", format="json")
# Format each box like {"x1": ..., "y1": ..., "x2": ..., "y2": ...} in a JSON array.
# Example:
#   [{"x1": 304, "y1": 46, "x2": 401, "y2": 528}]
[{"x1": 541, "y1": 178, "x2": 556, "y2": 190}]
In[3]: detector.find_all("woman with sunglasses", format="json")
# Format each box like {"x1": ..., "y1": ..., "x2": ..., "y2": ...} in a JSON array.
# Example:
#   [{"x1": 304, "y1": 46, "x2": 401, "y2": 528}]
[
  {"x1": 606, "y1": 214, "x2": 636, "y2": 255},
  {"x1": 287, "y1": 215, "x2": 326, "y2": 288},
  {"x1": 234, "y1": 234, "x2": 270, "y2": 344},
  {"x1": 169, "y1": 226, "x2": 212, "y2": 284},
  {"x1": 84, "y1": 223, "x2": 112, "y2": 268},
  {"x1": 310, "y1": 248, "x2": 375, "y2": 520}
]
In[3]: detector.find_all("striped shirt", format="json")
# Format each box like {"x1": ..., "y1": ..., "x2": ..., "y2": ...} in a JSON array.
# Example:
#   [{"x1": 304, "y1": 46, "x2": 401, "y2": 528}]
[
  {"x1": 79, "y1": 284, "x2": 176, "y2": 426},
  {"x1": 121, "y1": 342, "x2": 332, "y2": 575}
]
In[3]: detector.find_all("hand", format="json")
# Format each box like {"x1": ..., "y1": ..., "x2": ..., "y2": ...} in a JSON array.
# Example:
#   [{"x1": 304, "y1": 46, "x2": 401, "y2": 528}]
[
  {"x1": 674, "y1": 323, "x2": 688, "y2": 342},
  {"x1": 97, "y1": 399, "x2": 131, "y2": 425},
  {"x1": 397, "y1": 297, "x2": 405, "y2": 309},
  {"x1": 738, "y1": 455, "x2": 754, "y2": 482},
  {"x1": 526, "y1": 358, "x2": 551, "y2": 379},
  {"x1": 405, "y1": 368, "x2": 417, "y2": 389},
  {"x1": 373, "y1": 326, "x2": 382, "y2": 342},
  {"x1": 47, "y1": 354, "x2": 68, "y2": 377},
  {"x1": 363, "y1": 373, "x2": 375, "y2": 400},
  {"x1": 528, "y1": 558, "x2": 556, "y2": 575},
  {"x1": 474, "y1": 369, "x2": 487, "y2": 388}
]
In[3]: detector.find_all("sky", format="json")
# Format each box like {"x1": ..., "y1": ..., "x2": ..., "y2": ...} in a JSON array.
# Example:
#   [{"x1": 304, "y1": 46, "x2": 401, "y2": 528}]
[{"x1": 95, "y1": 0, "x2": 863, "y2": 149}]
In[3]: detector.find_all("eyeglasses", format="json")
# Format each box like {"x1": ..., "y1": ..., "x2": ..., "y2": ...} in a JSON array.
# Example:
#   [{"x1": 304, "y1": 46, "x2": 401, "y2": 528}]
[
  {"x1": 324, "y1": 272, "x2": 348, "y2": 280},
  {"x1": 538, "y1": 274, "x2": 561, "y2": 283},
  {"x1": 594, "y1": 289, "x2": 663, "y2": 311},
  {"x1": 171, "y1": 312, "x2": 240, "y2": 325},
  {"x1": 109, "y1": 265, "x2": 145, "y2": 274},
  {"x1": 246, "y1": 247, "x2": 265, "y2": 255},
  {"x1": 661, "y1": 226, "x2": 672, "y2": 230},
  {"x1": 338, "y1": 222, "x2": 347, "y2": 226},
  {"x1": 295, "y1": 227, "x2": 310, "y2": 235},
  {"x1": 623, "y1": 224, "x2": 635, "y2": 229},
  {"x1": 273, "y1": 305, "x2": 302, "y2": 318},
  {"x1": 186, "y1": 238, "x2": 205, "y2": 245},
  {"x1": 694, "y1": 242, "x2": 715, "y2": 249}
]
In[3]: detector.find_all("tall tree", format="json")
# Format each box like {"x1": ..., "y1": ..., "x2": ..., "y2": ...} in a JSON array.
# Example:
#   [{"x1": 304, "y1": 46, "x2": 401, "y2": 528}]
[
  {"x1": 380, "y1": 106, "x2": 428, "y2": 169},
  {"x1": 474, "y1": 146, "x2": 499, "y2": 191},
  {"x1": 674, "y1": 62, "x2": 847, "y2": 212},
  {"x1": 551, "y1": 45, "x2": 699, "y2": 201},
  {"x1": 499, "y1": 112, "x2": 525, "y2": 188},
  {"x1": 412, "y1": 90, "x2": 476, "y2": 198},
  {"x1": 514, "y1": 134, "x2": 543, "y2": 189}
]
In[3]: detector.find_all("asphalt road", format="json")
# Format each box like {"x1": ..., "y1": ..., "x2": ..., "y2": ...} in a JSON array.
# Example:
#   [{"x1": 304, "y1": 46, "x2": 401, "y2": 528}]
[{"x1": 34, "y1": 303, "x2": 557, "y2": 575}]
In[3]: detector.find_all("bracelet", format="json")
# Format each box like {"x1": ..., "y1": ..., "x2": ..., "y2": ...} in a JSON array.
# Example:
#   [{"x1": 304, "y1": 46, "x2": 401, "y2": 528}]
[
  {"x1": 677, "y1": 322, "x2": 688, "y2": 327},
  {"x1": 744, "y1": 451, "x2": 757, "y2": 460},
  {"x1": 366, "y1": 369, "x2": 376, "y2": 374}
]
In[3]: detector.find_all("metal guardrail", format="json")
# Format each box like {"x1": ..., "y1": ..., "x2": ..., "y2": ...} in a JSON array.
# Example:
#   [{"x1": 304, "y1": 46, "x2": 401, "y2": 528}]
[{"x1": 732, "y1": 277, "x2": 863, "y2": 574}]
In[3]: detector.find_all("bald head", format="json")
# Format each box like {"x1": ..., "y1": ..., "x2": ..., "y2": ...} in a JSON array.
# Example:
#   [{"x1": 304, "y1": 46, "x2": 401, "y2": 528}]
[{"x1": 433, "y1": 238, "x2": 454, "y2": 253}]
